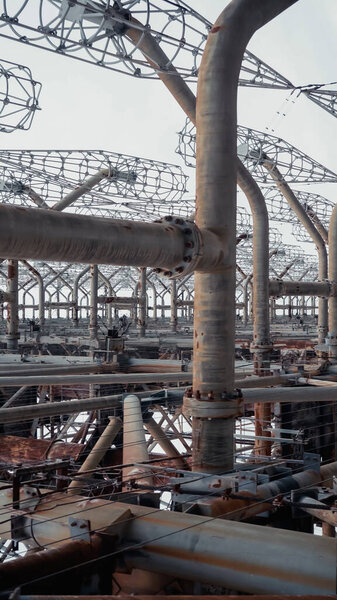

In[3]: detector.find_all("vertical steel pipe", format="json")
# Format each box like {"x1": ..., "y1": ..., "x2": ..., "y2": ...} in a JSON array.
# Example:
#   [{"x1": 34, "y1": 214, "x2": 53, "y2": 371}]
[
  {"x1": 263, "y1": 162, "x2": 328, "y2": 343},
  {"x1": 98, "y1": 269, "x2": 113, "y2": 329},
  {"x1": 6, "y1": 259, "x2": 19, "y2": 351},
  {"x1": 188, "y1": 0, "x2": 297, "y2": 472},
  {"x1": 72, "y1": 266, "x2": 90, "y2": 326},
  {"x1": 328, "y1": 203, "x2": 337, "y2": 357},
  {"x1": 139, "y1": 267, "x2": 147, "y2": 338},
  {"x1": 89, "y1": 264, "x2": 99, "y2": 342},
  {"x1": 170, "y1": 279, "x2": 177, "y2": 333}
]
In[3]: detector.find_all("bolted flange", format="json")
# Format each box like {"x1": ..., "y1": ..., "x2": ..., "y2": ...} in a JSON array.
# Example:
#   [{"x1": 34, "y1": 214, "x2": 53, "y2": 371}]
[
  {"x1": 183, "y1": 388, "x2": 243, "y2": 419},
  {"x1": 153, "y1": 216, "x2": 202, "y2": 279}
]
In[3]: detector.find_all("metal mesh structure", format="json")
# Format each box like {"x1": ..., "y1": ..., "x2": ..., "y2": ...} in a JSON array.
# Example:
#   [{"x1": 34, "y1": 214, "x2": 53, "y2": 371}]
[
  {"x1": 0, "y1": 0, "x2": 295, "y2": 87},
  {"x1": 0, "y1": 149, "x2": 187, "y2": 218},
  {"x1": 0, "y1": 58, "x2": 41, "y2": 132},
  {"x1": 304, "y1": 88, "x2": 337, "y2": 119},
  {"x1": 177, "y1": 118, "x2": 337, "y2": 183},
  {"x1": 263, "y1": 188, "x2": 334, "y2": 225}
]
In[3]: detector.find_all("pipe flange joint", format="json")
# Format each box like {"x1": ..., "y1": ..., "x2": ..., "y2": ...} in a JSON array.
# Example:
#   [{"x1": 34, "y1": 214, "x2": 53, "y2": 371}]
[
  {"x1": 328, "y1": 280, "x2": 337, "y2": 297},
  {"x1": 250, "y1": 343, "x2": 273, "y2": 352},
  {"x1": 325, "y1": 333, "x2": 337, "y2": 347},
  {"x1": 269, "y1": 278, "x2": 282, "y2": 298},
  {"x1": 153, "y1": 216, "x2": 201, "y2": 279},
  {"x1": 183, "y1": 387, "x2": 243, "y2": 419}
]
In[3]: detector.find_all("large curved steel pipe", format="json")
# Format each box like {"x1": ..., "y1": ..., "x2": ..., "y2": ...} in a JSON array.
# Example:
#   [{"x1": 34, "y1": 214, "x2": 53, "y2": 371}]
[
  {"x1": 126, "y1": 1, "x2": 296, "y2": 472},
  {"x1": 186, "y1": 0, "x2": 297, "y2": 472},
  {"x1": 263, "y1": 161, "x2": 328, "y2": 343},
  {"x1": 237, "y1": 162, "x2": 271, "y2": 374},
  {"x1": 328, "y1": 203, "x2": 337, "y2": 358}
]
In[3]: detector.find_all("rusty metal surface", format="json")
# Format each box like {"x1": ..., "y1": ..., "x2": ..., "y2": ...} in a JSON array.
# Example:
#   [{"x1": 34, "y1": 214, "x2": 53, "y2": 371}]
[
  {"x1": 19, "y1": 596, "x2": 337, "y2": 600},
  {"x1": 0, "y1": 536, "x2": 104, "y2": 591},
  {"x1": 0, "y1": 434, "x2": 84, "y2": 465}
]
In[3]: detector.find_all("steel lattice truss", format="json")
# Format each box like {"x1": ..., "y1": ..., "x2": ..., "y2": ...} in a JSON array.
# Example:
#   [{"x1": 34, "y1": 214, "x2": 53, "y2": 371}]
[
  {"x1": 304, "y1": 88, "x2": 337, "y2": 119},
  {"x1": 0, "y1": 149, "x2": 187, "y2": 218},
  {"x1": 0, "y1": 58, "x2": 41, "y2": 132},
  {"x1": 263, "y1": 188, "x2": 334, "y2": 225},
  {"x1": 177, "y1": 118, "x2": 337, "y2": 183},
  {"x1": 2, "y1": 0, "x2": 336, "y2": 125},
  {"x1": 0, "y1": 0, "x2": 295, "y2": 88}
]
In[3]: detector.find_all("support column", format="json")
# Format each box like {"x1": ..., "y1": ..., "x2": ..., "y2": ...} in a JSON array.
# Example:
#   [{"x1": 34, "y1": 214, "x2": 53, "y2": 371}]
[
  {"x1": 139, "y1": 267, "x2": 147, "y2": 337},
  {"x1": 89, "y1": 264, "x2": 99, "y2": 342},
  {"x1": 170, "y1": 279, "x2": 177, "y2": 333},
  {"x1": 6, "y1": 260, "x2": 19, "y2": 351}
]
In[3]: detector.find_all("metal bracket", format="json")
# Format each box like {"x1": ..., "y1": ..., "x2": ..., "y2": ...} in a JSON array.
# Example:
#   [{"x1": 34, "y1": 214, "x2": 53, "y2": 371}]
[
  {"x1": 290, "y1": 487, "x2": 318, "y2": 518},
  {"x1": 11, "y1": 514, "x2": 29, "y2": 542},
  {"x1": 69, "y1": 517, "x2": 91, "y2": 542},
  {"x1": 303, "y1": 452, "x2": 320, "y2": 473}
]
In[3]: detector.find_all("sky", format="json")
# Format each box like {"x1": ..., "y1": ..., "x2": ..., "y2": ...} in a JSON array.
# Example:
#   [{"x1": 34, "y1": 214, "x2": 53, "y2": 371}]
[{"x1": 0, "y1": 0, "x2": 336, "y2": 252}]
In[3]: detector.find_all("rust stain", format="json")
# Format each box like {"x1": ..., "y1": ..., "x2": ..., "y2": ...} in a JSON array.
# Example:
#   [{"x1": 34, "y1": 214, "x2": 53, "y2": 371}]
[
  {"x1": 8, "y1": 265, "x2": 16, "y2": 279},
  {"x1": 210, "y1": 25, "x2": 223, "y2": 33},
  {"x1": 141, "y1": 544, "x2": 332, "y2": 589},
  {"x1": 123, "y1": 225, "x2": 132, "y2": 230}
]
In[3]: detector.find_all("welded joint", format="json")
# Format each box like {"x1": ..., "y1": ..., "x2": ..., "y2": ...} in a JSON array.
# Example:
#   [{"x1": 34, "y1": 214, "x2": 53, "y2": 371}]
[
  {"x1": 153, "y1": 216, "x2": 202, "y2": 279},
  {"x1": 250, "y1": 343, "x2": 273, "y2": 352}
]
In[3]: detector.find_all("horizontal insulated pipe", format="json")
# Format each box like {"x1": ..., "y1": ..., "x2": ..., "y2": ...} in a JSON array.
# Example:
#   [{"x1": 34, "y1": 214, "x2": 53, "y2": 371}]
[
  {"x1": 0, "y1": 204, "x2": 224, "y2": 272},
  {"x1": 0, "y1": 372, "x2": 191, "y2": 387},
  {"x1": 2, "y1": 380, "x2": 336, "y2": 425}
]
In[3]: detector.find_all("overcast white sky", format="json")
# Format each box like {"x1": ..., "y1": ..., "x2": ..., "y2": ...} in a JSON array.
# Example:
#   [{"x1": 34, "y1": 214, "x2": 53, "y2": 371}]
[{"x1": 0, "y1": 0, "x2": 336, "y2": 216}]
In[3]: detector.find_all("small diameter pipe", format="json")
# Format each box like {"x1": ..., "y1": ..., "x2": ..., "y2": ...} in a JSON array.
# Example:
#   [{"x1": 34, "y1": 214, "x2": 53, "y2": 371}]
[
  {"x1": 0, "y1": 372, "x2": 191, "y2": 387},
  {"x1": 170, "y1": 279, "x2": 177, "y2": 333},
  {"x1": 139, "y1": 267, "x2": 147, "y2": 338},
  {"x1": 52, "y1": 169, "x2": 110, "y2": 211},
  {"x1": 89, "y1": 264, "x2": 99, "y2": 342},
  {"x1": 68, "y1": 416, "x2": 122, "y2": 495}
]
